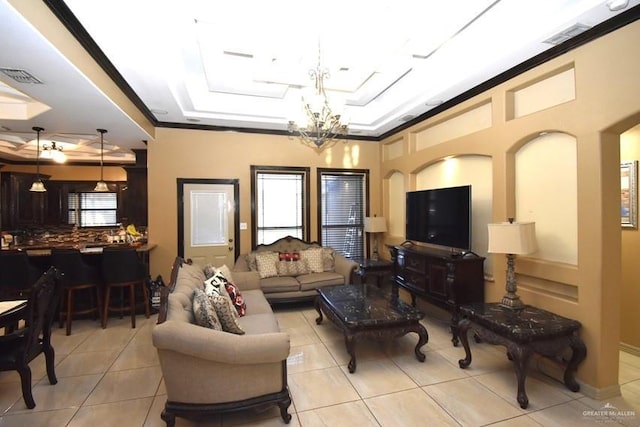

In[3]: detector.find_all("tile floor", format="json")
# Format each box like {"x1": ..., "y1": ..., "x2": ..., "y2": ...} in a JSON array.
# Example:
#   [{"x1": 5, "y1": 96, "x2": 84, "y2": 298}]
[{"x1": 0, "y1": 303, "x2": 639, "y2": 427}]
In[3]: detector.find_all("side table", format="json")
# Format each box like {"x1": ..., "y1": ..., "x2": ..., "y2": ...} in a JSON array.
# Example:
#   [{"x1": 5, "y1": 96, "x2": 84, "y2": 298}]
[
  {"x1": 457, "y1": 303, "x2": 586, "y2": 409},
  {"x1": 353, "y1": 259, "x2": 392, "y2": 288}
]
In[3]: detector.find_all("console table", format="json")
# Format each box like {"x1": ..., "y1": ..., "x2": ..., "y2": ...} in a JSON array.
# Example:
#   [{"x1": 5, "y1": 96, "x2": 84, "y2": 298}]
[
  {"x1": 389, "y1": 243, "x2": 485, "y2": 346},
  {"x1": 457, "y1": 303, "x2": 586, "y2": 409}
]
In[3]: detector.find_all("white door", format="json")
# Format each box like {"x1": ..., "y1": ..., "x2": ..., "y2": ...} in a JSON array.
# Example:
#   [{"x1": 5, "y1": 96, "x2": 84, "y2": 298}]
[{"x1": 179, "y1": 180, "x2": 238, "y2": 267}]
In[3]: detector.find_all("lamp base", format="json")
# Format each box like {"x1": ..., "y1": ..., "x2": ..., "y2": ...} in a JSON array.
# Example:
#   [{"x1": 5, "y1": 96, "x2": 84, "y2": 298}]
[{"x1": 499, "y1": 292, "x2": 525, "y2": 310}]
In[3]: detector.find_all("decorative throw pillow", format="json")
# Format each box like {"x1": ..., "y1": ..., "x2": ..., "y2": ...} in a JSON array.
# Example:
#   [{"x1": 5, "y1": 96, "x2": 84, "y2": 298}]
[
  {"x1": 276, "y1": 259, "x2": 311, "y2": 277},
  {"x1": 192, "y1": 289, "x2": 222, "y2": 330},
  {"x1": 204, "y1": 270, "x2": 228, "y2": 296},
  {"x1": 203, "y1": 263, "x2": 217, "y2": 279},
  {"x1": 322, "y1": 247, "x2": 336, "y2": 272},
  {"x1": 209, "y1": 293, "x2": 245, "y2": 334},
  {"x1": 279, "y1": 252, "x2": 301, "y2": 261},
  {"x1": 224, "y1": 281, "x2": 246, "y2": 317},
  {"x1": 300, "y1": 247, "x2": 324, "y2": 273},
  {"x1": 255, "y1": 251, "x2": 279, "y2": 278},
  {"x1": 215, "y1": 265, "x2": 235, "y2": 284},
  {"x1": 247, "y1": 252, "x2": 258, "y2": 271}
]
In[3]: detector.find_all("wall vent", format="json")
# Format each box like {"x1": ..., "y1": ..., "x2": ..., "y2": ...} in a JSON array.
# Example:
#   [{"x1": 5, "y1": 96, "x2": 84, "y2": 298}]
[
  {"x1": 0, "y1": 68, "x2": 43, "y2": 84},
  {"x1": 543, "y1": 23, "x2": 591, "y2": 45}
]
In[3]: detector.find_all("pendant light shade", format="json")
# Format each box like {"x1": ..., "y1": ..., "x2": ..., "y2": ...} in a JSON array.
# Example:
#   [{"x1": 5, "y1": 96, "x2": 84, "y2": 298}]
[
  {"x1": 29, "y1": 126, "x2": 47, "y2": 192},
  {"x1": 94, "y1": 128, "x2": 109, "y2": 192}
]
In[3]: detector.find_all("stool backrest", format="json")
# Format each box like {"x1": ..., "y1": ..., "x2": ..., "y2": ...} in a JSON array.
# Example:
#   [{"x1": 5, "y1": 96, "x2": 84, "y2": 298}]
[
  {"x1": 51, "y1": 248, "x2": 98, "y2": 286},
  {"x1": 102, "y1": 247, "x2": 147, "y2": 284},
  {"x1": 0, "y1": 250, "x2": 42, "y2": 299}
]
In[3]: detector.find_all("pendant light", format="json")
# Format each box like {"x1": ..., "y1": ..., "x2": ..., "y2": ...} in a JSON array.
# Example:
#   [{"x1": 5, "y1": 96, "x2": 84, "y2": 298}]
[
  {"x1": 94, "y1": 128, "x2": 109, "y2": 192},
  {"x1": 29, "y1": 126, "x2": 47, "y2": 192}
]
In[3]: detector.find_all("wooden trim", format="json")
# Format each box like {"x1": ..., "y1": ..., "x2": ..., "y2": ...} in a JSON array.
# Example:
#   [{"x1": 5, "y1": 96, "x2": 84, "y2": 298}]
[
  {"x1": 250, "y1": 166, "x2": 311, "y2": 248},
  {"x1": 176, "y1": 178, "x2": 240, "y2": 262}
]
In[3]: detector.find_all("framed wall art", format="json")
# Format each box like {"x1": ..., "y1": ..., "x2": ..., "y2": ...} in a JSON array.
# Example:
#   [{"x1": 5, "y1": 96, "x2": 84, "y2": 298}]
[{"x1": 621, "y1": 160, "x2": 638, "y2": 229}]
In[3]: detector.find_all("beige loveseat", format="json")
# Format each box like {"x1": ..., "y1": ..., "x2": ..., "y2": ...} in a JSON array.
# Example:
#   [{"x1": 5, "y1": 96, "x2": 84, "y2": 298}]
[
  {"x1": 232, "y1": 235, "x2": 358, "y2": 303},
  {"x1": 152, "y1": 257, "x2": 292, "y2": 426}
]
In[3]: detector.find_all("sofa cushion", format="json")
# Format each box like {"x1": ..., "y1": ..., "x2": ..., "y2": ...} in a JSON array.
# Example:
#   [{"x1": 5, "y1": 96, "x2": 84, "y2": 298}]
[
  {"x1": 300, "y1": 248, "x2": 324, "y2": 273},
  {"x1": 239, "y1": 313, "x2": 281, "y2": 335},
  {"x1": 242, "y1": 289, "x2": 273, "y2": 315},
  {"x1": 192, "y1": 289, "x2": 223, "y2": 330},
  {"x1": 255, "y1": 252, "x2": 279, "y2": 278},
  {"x1": 276, "y1": 259, "x2": 311, "y2": 277},
  {"x1": 259, "y1": 276, "x2": 300, "y2": 293},
  {"x1": 174, "y1": 262, "x2": 207, "y2": 301},
  {"x1": 297, "y1": 272, "x2": 346, "y2": 291},
  {"x1": 210, "y1": 293, "x2": 245, "y2": 334}
]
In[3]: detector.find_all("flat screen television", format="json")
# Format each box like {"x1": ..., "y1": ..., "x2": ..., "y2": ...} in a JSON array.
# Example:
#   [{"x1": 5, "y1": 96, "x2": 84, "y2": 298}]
[{"x1": 406, "y1": 185, "x2": 471, "y2": 251}]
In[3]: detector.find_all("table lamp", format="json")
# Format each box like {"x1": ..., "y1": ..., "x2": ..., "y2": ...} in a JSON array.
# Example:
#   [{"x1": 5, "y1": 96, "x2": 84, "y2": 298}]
[
  {"x1": 487, "y1": 218, "x2": 537, "y2": 310},
  {"x1": 364, "y1": 216, "x2": 387, "y2": 261}
]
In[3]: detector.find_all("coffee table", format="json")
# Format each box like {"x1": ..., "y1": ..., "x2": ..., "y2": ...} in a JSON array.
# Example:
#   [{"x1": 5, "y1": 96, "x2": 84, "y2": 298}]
[{"x1": 315, "y1": 284, "x2": 429, "y2": 373}]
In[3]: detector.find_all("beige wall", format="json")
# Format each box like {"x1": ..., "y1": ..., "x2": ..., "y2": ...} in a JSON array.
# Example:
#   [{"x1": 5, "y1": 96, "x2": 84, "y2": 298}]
[
  {"x1": 621, "y1": 126, "x2": 640, "y2": 349},
  {"x1": 379, "y1": 20, "x2": 640, "y2": 396},
  {"x1": 147, "y1": 129, "x2": 380, "y2": 285}
]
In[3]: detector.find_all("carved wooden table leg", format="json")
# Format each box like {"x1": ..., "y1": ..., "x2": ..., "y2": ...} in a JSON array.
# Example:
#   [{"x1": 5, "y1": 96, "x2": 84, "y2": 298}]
[
  {"x1": 457, "y1": 318, "x2": 473, "y2": 368},
  {"x1": 345, "y1": 333, "x2": 357, "y2": 373},
  {"x1": 314, "y1": 297, "x2": 323, "y2": 324},
  {"x1": 564, "y1": 335, "x2": 587, "y2": 392},
  {"x1": 508, "y1": 344, "x2": 533, "y2": 409},
  {"x1": 411, "y1": 323, "x2": 429, "y2": 362}
]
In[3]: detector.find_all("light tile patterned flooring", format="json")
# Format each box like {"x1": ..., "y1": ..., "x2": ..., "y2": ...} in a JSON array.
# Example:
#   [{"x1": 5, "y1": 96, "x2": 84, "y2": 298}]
[{"x1": 0, "y1": 303, "x2": 639, "y2": 427}]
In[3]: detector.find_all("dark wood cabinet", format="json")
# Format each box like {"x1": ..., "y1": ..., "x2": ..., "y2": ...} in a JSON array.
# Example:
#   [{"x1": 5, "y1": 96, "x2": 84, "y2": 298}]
[
  {"x1": 123, "y1": 149, "x2": 148, "y2": 227},
  {"x1": 389, "y1": 243, "x2": 485, "y2": 346},
  {"x1": 1, "y1": 172, "x2": 50, "y2": 230}
]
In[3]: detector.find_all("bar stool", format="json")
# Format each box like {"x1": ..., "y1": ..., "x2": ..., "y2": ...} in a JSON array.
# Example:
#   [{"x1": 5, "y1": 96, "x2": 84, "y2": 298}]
[
  {"x1": 51, "y1": 248, "x2": 103, "y2": 335},
  {"x1": 0, "y1": 250, "x2": 43, "y2": 300},
  {"x1": 101, "y1": 247, "x2": 150, "y2": 328}
]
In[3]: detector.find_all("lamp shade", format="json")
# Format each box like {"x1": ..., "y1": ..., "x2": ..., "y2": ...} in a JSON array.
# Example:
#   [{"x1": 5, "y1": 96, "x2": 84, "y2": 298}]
[
  {"x1": 487, "y1": 221, "x2": 537, "y2": 255},
  {"x1": 364, "y1": 216, "x2": 387, "y2": 233}
]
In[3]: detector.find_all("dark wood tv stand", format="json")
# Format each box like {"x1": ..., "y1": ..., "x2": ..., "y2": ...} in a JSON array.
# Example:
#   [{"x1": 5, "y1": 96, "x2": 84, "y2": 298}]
[{"x1": 388, "y1": 243, "x2": 485, "y2": 346}]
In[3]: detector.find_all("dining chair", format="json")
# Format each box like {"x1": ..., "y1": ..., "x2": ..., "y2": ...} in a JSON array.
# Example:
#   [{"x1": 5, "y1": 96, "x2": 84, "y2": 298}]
[
  {"x1": 51, "y1": 248, "x2": 103, "y2": 335},
  {"x1": 101, "y1": 247, "x2": 150, "y2": 328},
  {"x1": 0, "y1": 266, "x2": 62, "y2": 409}
]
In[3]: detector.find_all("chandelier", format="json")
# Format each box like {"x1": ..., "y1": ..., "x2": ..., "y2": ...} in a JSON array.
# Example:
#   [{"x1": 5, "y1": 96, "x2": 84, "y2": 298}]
[
  {"x1": 94, "y1": 128, "x2": 109, "y2": 192},
  {"x1": 288, "y1": 47, "x2": 348, "y2": 149},
  {"x1": 29, "y1": 126, "x2": 46, "y2": 192},
  {"x1": 41, "y1": 141, "x2": 66, "y2": 163}
]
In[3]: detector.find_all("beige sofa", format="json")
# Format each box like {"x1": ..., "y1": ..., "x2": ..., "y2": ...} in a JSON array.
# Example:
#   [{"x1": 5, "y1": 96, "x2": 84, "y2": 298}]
[
  {"x1": 152, "y1": 257, "x2": 292, "y2": 426},
  {"x1": 232, "y1": 235, "x2": 358, "y2": 303}
]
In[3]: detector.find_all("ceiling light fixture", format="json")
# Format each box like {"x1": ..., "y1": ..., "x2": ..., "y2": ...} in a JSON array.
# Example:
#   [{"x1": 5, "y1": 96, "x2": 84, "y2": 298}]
[
  {"x1": 41, "y1": 141, "x2": 66, "y2": 163},
  {"x1": 94, "y1": 128, "x2": 109, "y2": 192},
  {"x1": 29, "y1": 126, "x2": 46, "y2": 192},
  {"x1": 288, "y1": 45, "x2": 348, "y2": 149},
  {"x1": 606, "y1": 0, "x2": 629, "y2": 11}
]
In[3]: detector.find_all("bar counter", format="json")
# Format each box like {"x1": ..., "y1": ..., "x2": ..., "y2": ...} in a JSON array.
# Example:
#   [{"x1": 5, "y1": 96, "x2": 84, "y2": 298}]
[{"x1": 2, "y1": 242, "x2": 156, "y2": 256}]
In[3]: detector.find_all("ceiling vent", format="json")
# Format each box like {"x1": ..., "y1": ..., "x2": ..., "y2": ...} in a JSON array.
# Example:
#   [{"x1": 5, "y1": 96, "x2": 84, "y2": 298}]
[
  {"x1": 543, "y1": 23, "x2": 591, "y2": 45},
  {"x1": 400, "y1": 114, "x2": 415, "y2": 122},
  {"x1": 0, "y1": 68, "x2": 43, "y2": 84}
]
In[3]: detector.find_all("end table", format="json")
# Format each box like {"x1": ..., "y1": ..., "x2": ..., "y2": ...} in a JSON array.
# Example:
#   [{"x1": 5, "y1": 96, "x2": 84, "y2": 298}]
[{"x1": 353, "y1": 259, "x2": 392, "y2": 288}]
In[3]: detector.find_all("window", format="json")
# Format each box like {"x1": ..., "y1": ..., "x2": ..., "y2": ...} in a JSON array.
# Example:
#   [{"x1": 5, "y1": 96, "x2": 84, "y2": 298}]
[
  {"x1": 251, "y1": 166, "x2": 310, "y2": 246},
  {"x1": 68, "y1": 192, "x2": 118, "y2": 227},
  {"x1": 318, "y1": 169, "x2": 369, "y2": 259}
]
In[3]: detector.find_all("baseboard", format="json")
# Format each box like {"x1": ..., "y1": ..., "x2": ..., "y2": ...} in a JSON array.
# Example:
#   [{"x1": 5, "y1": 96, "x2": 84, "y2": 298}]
[
  {"x1": 579, "y1": 382, "x2": 622, "y2": 400},
  {"x1": 620, "y1": 342, "x2": 640, "y2": 357},
  {"x1": 533, "y1": 355, "x2": 621, "y2": 400}
]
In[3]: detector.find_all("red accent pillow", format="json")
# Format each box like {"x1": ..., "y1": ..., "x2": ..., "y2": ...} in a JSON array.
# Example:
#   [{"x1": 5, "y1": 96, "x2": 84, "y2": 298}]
[
  {"x1": 279, "y1": 252, "x2": 301, "y2": 261},
  {"x1": 224, "y1": 281, "x2": 246, "y2": 317}
]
